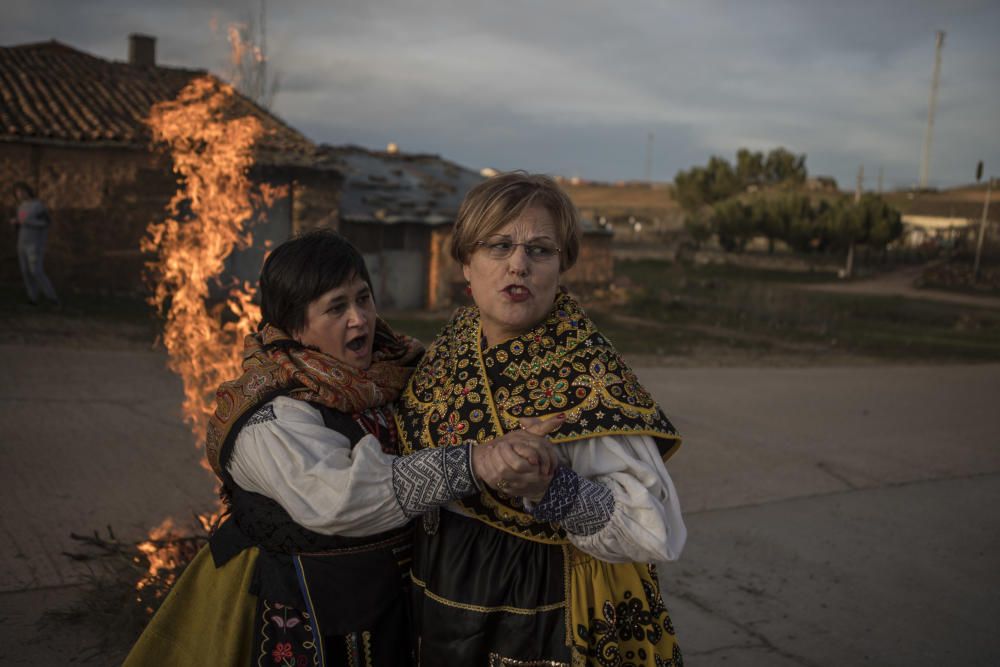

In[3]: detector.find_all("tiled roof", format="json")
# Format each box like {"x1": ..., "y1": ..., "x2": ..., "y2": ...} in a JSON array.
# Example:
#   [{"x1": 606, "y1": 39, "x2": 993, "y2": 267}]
[{"x1": 0, "y1": 40, "x2": 318, "y2": 165}]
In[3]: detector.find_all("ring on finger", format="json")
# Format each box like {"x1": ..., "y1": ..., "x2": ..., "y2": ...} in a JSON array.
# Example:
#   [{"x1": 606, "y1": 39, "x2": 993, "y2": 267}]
[{"x1": 496, "y1": 478, "x2": 510, "y2": 491}]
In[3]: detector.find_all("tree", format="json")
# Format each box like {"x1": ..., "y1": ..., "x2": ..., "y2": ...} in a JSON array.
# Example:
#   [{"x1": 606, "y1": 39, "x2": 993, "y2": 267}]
[
  {"x1": 763, "y1": 147, "x2": 807, "y2": 185},
  {"x1": 712, "y1": 198, "x2": 755, "y2": 252},
  {"x1": 674, "y1": 157, "x2": 741, "y2": 212},
  {"x1": 674, "y1": 147, "x2": 807, "y2": 213},
  {"x1": 736, "y1": 149, "x2": 765, "y2": 186},
  {"x1": 683, "y1": 212, "x2": 713, "y2": 249},
  {"x1": 755, "y1": 193, "x2": 811, "y2": 254},
  {"x1": 673, "y1": 166, "x2": 710, "y2": 211},
  {"x1": 705, "y1": 156, "x2": 740, "y2": 202},
  {"x1": 859, "y1": 194, "x2": 903, "y2": 249}
]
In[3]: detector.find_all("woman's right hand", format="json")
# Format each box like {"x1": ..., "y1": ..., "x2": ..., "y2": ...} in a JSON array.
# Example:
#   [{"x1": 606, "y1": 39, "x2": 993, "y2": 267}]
[{"x1": 471, "y1": 416, "x2": 564, "y2": 500}]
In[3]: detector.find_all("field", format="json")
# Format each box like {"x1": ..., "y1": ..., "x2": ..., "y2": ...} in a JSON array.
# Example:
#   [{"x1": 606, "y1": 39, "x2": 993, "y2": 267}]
[
  {"x1": 387, "y1": 259, "x2": 1000, "y2": 366},
  {"x1": 562, "y1": 181, "x2": 683, "y2": 226}
]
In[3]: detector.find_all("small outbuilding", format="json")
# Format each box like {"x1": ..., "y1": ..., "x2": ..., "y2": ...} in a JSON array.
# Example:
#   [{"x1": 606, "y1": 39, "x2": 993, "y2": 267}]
[{"x1": 321, "y1": 145, "x2": 614, "y2": 311}]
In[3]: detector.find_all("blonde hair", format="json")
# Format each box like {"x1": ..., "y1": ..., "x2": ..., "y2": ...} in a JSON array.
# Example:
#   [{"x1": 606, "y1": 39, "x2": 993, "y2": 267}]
[{"x1": 450, "y1": 171, "x2": 580, "y2": 271}]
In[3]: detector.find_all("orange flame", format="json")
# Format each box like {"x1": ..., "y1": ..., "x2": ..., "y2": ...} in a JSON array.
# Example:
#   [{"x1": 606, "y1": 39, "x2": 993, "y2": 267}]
[
  {"x1": 137, "y1": 54, "x2": 286, "y2": 603},
  {"x1": 135, "y1": 518, "x2": 181, "y2": 593},
  {"x1": 143, "y1": 75, "x2": 267, "y2": 454}
]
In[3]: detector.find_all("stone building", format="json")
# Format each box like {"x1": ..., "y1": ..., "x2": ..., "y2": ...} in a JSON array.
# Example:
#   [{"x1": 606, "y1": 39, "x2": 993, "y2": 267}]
[
  {"x1": 0, "y1": 36, "x2": 340, "y2": 295},
  {"x1": 900, "y1": 198, "x2": 997, "y2": 249}
]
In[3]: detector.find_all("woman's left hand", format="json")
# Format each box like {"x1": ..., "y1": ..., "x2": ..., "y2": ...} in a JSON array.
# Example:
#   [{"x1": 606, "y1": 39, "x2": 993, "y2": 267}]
[{"x1": 481, "y1": 415, "x2": 567, "y2": 502}]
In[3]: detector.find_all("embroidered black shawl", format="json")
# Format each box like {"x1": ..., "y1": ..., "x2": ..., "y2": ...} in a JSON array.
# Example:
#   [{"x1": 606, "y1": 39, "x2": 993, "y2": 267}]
[{"x1": 395, "y1": 291, "x2": 680, "y2": 542}]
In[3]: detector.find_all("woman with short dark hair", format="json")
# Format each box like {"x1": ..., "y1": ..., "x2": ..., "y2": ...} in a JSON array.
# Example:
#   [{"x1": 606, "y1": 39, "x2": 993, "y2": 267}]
[
  {"x1": 9, "y1": 181, "x2": 58, "y2": 305},
  {"x1": 126, "y1": 230, "x2": 557, "y2": 666}
]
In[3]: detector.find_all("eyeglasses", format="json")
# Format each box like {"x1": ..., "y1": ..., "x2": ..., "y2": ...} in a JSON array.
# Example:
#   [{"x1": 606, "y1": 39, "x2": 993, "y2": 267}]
[{"x1": 475, "y1": 239, "x2": 561, "y2": 261}]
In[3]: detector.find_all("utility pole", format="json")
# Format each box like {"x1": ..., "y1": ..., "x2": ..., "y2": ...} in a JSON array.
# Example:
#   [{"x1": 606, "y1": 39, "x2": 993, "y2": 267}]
[
  {"x1": 973, "y1": 177, "x2": 993, "y2": 281},
  {"x1": 644, "y1": 132, "x2": 654, "y2": 183},
  {"x1": 844, "y1": 164, "x2": 864, "y2": 279},
  {"x1": 919, "y1": 30, "x2": 945, "y2": 189}
]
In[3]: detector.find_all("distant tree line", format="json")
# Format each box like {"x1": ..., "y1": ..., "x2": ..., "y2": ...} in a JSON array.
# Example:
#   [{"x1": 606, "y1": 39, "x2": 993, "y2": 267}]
[
  {"x1": 674, "y1": 148, "x2": 807, "y2": 211},
  {"x1": 677, "y1": 148, "x2": 903, "y2": 255}
]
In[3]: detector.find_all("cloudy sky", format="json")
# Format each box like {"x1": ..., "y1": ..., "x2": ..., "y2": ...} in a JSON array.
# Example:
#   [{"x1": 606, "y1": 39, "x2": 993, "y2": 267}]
[{"x1": 4, "y1": 0, "x2": 999, "y2": 188}]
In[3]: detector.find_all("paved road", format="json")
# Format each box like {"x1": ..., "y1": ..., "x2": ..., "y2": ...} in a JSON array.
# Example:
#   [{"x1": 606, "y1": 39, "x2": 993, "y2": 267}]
[
  {"x1": 2, "y1": 345, "x2": 998, "y2": 665},
  {"x1": 639, "y1": 365, "x2": 1000, "y2": 664}
]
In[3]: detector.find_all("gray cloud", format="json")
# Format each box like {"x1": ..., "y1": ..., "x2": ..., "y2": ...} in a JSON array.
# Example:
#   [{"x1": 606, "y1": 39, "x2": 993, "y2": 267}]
[{"x1": 2, "y1": 1, "x2": 998, "y2": 187}]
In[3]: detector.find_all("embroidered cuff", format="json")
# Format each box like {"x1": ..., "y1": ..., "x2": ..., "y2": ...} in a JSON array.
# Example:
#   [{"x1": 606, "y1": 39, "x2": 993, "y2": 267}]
[
  {"x1": 392, "y1": 444, "x2": 478, "y2": 518},
  {"x1": 467, "y1": 441, "x2": 486, "y2": 492},
  {"x1": 530, "y1": 466, "x2": 616, "y2": 536}
]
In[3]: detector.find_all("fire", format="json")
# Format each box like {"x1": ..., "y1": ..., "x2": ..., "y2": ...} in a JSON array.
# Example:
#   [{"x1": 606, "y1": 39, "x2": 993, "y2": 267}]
[
  {"x1": 143, "y1": 75, "x2": 269, "y2": 452},
  {"x1": 135, "y1": 518, "x2": 181, "y2": 592},
  {"x1": 136, "y1": 75, "x2": 283, "y2": 602}
]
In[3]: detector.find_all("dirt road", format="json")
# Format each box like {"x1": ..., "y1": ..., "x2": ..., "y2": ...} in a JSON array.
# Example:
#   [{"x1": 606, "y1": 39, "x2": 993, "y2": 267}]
[{"x1": 797, "y1": 265, "x2": 1000, "y2": 309}]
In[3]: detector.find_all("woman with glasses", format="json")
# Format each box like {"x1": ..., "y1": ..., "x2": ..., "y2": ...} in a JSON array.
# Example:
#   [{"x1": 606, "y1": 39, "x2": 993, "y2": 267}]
[{"x1": 395, "y1": 172, "x2": 687, "y2": 665}]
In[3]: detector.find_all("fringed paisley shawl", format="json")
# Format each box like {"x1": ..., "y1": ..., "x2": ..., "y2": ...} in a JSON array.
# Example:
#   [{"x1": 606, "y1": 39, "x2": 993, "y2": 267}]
[{"x1": 207, "y1": 319, "x2": 420, "y2": 482}]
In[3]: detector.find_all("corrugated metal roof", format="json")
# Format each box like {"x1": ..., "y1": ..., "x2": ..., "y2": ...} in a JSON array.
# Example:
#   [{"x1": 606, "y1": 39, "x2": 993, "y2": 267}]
[
  {"x1": 319, "y1": 145, "x2": 610, "y2": 235},
  {"x1": 318, "y1": 145, "x2": 483, "y2": 226}
]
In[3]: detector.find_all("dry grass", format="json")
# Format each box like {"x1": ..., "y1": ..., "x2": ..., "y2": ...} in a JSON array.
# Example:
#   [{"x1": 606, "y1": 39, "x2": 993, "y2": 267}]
[{"x1": 563, "y1": 182, "x2": 683, "y2": 225}]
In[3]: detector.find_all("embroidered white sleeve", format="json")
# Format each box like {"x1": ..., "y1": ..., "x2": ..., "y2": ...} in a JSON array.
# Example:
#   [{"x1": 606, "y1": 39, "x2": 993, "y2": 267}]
[
  {"x1": 227, "y1": 396, "x2": 409, "y2": 537},
  {"x1": 390, "y1": 443, "x2": 478, "y2": 517},
  {"x1": 558, "y1": 433, "x2": 686, "y2": 564}
]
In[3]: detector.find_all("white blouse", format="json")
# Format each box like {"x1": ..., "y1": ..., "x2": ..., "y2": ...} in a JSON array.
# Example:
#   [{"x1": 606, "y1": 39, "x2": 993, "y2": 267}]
[
  {"x1": 227, "y1": 396, "x2": 409, "y2": 537},
  {"x1": 556, "y1": 435, "x2": 686, "y2": 564},
  {"x1": 227, "y1": 396, "x2": 686, "y2": 562}
]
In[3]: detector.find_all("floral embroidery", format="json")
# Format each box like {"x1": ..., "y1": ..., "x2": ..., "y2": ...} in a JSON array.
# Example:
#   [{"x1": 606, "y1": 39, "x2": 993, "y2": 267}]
[
  {"x1": 575, "y1": 581, "x2": 682, "y2": 667},
  {"x1": 529, "y1": 377, "x2": 569, "y2": 410},
  {"x1": 272, "y1": 642, "x2": 294, "y2": 663},
  {"x1": 452, "y1": 377, "x2": 482, "y2": 410},
  {"x1": 437, "y1": 412, "x2": 470, "y2": 445}
]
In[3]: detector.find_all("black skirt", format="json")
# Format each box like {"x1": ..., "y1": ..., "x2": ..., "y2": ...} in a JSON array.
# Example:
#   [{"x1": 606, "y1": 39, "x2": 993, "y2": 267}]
[{"x1": 412, "y1": 509, "x2": 573, "y2": 666}]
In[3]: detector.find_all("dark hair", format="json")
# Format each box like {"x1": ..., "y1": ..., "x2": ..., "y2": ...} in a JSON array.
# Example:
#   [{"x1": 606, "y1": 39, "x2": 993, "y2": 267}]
[
  {"x1": 12, "y1": 182, "x2": 35, "y2": 198},
  {"x1": 259, "y1": 230, "x2": 373, "y2": 335}
]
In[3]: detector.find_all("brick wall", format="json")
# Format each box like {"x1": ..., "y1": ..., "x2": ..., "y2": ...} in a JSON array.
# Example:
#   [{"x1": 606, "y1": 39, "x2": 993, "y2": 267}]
[
  {"x1": 1, "y1": 142, "x2": 175, "y2": 294},
  {"x1": 563, "y1": 233, "x2": 613, "y2": 287},
  {"x1": 2, "y1": 144, "x2": 343, "y2": 296}
]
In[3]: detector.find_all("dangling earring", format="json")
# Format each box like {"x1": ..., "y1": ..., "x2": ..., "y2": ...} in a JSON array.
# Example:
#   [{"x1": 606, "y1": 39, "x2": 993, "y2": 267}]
[{"x1": 464, "y1": 282, "x2": 473, "y2": 297}]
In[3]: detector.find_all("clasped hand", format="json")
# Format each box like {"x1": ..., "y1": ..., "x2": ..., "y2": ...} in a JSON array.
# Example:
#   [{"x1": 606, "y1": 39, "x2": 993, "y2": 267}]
[{"x1": 470, "y1": 415, "x2": 564, "y2": 502}]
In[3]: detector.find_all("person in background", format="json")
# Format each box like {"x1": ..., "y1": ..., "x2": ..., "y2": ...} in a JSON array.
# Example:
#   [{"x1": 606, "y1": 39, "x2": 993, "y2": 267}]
[{"x1": 9, "y1": 182, "x2": 59, "y2": 306}]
